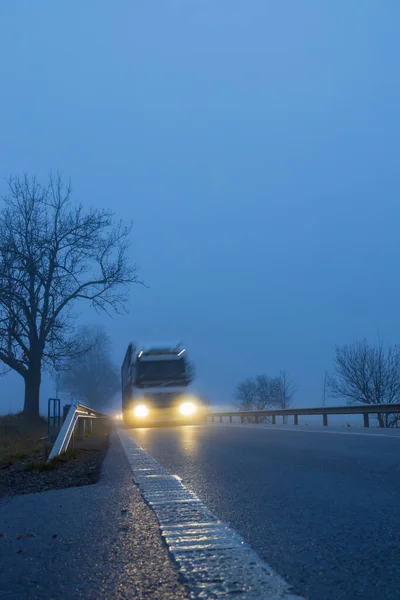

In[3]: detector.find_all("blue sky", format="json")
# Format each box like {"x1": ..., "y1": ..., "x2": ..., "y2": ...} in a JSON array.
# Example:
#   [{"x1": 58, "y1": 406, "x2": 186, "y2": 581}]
[{"x1": 1, "y1": 1, "x2": 400, "y2": 413}]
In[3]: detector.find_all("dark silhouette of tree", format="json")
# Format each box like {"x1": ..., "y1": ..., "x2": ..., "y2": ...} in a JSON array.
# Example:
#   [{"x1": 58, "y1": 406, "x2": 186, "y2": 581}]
[
  {"x1": 236, "y1": 378, "x2": 258, "y2": 411},
  {"x1": 327, "y1": 339, "x2": 400, "y2": 427},
  {"x1": 273, "y1": 370, "x2": 296, "y2": 423},
  {"x1": 236, "y1": 372, "x2": 296, "y2": 423},
  {"x1": 0, "y1": 174, "x2": 139, "y2": 416},
  {"x1": 60, "y1": 325, "x2": 119, "y2": 410}
]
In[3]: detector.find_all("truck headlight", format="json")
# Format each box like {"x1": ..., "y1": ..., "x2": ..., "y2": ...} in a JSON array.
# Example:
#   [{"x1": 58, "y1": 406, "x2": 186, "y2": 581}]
[
  {"x1": 179, "y1": 402, "x2": 196, "y2": 416},
  {"x1": 134, "y1": 404, "x2": 149, "y2": 418}
]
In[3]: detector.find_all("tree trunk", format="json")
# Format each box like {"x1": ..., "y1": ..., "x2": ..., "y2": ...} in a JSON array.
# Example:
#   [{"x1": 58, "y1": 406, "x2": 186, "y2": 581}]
[
  {"x1": 23, "y1": 368, "x2": 41, "y2": 416},
  {"x1": 377, "y1": 413, "x2": 385, "y2": 428}
]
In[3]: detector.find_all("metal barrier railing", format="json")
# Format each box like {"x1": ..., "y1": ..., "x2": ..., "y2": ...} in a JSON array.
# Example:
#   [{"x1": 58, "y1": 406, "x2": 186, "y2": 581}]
[
  {"x1": 207, "y1": 403, "x2": 400, "y2": 428},
  {"x1": 46, "y1": 402, "x2": 107, "y2": 462}
]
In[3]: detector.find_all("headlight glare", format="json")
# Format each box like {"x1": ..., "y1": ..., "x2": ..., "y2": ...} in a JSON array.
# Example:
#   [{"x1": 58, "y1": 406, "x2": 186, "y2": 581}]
[
  {"x1": 134, "y1": 404, "x2": 149, "y2": 418},
  {"x1": 179, "y1": 402, "x2": 196, "y2": 416}
]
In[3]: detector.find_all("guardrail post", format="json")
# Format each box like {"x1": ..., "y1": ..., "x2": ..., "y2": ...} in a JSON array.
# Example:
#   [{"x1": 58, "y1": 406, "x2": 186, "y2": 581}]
[
  {"x1": 241, "y1": 415, "x2": 244, "y2": 423},
  {"x1": 363, "y1": 413, "x2": 370, "y2": 428},
  {"x1": 220, "y1": 416, "x2": 222, "y2": 423},
  {"x1": 229, "y1": 415, "x2": 232, "y2": 423},
  {"x1": 77, "y1": 418, "x2": 84, "y2": 440},
  {"x1": 323, "y1": 414, "x2": 328, "y2": 426},
  {"x1": 294, "y1": 414, "x2": 298, "y2": 425},
  {"x1": 47, "y1": 403, "x2": 107, "y2": 463},
  {"x1": 272, "y1": 415, "x2": 276, "y2": 425}
]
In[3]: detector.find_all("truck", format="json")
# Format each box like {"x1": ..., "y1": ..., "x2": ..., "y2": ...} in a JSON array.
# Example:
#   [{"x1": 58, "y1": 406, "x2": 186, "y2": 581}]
[{"x1": 121, "y1": 342, "x2": 204, "y2": 426}]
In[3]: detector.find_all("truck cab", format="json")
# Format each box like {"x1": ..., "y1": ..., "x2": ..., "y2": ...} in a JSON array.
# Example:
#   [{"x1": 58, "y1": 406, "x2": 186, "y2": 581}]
[{"x1": 121, "y1": 342, "x2": 204, "y2": 426}]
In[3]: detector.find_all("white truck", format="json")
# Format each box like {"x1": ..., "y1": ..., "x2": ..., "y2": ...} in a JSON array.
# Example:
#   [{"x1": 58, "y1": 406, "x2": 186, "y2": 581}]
[{"x1": 121, "y1": 342, "x2": 204, "y2": 426}]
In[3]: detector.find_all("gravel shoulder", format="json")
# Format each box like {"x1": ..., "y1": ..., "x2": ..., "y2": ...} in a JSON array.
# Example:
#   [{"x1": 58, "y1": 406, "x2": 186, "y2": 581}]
[
  {"x1": 0, "y1": 431, "x2": 189, "y2": 600},
  {"x1": 0, "y1": 420, "x2": 110, "y2": 499}
]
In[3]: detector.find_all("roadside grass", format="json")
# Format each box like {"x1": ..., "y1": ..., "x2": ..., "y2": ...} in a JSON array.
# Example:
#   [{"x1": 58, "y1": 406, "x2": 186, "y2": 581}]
[
  {"x1": 1, "y1": 416, "x2": 110, "y2": 497},
  {"x1": 0, "y1": 413, "x2": 48, "y2": 467},
  {"x1": 1, "y1": 413, "x2": 111, "y2": 471},
  {"x1": 24, "y1": 448, "x2": 80, "y2": 472}
]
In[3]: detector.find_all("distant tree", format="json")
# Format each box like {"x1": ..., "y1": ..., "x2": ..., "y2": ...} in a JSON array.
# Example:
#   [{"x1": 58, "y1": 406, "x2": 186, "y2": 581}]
[
  {"x1": 327, "y1": 339, "x2": 400, "y2": 428},
  {"x1": 272, "y1": 371, "x2": 296, "y2": 423},
  {"x1": 0, "y1": 174, "x2": 139, "y2": 417},
  {"x1": 254, "y1": 375, "x2": 278, "y2": 423},
  {"x1": 199, "y1": 395, "x2": 212, "y2": 407},
  {"x1": 236, "y1": 378, "x2": 258, "y2": 411},
  {"x1": 236, "y1": 378, "x2": 258, "y2": 423},
  {"x1": 60, "y1": 325, "x2": 119, "y2": 410},
  {"x1": 236, "y1": 373, "x2": 296, "y2": 423},
  {"x1": 255, "y1": 375, "x2": 275, "y2": 410}
]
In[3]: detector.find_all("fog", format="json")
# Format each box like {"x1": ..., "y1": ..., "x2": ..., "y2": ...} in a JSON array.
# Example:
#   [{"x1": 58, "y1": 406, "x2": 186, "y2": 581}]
[{"x1": 1, "y1": 1, "x2": 400, "y2": 414}]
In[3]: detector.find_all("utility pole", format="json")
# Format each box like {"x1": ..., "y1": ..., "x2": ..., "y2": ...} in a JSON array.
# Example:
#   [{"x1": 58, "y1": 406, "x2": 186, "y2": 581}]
[{"x1": 323, "y1": 372, "x2": 327, "y2": 407}]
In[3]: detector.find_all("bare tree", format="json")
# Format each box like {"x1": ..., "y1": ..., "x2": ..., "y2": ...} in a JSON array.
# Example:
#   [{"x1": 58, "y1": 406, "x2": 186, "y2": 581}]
[
  {"x1": 236, "y1": 373, "x2": 296, "y2": 423},
  {"x1": 236, "y1": 378, "x2": 258, "y2": 411},
  {"x1": 236, "y1": 378, "x2": 258, "y2": 423},
  {"x1": 255, "y1": 375, "x2": 275, "y2": 410},
  {"x1": 254, "y1": 375, "x2": 279, "y2": 423},
  {"x1": 0, "y1": 174, "x2": 139, "y2": 416},
  {"x1": 199, "y1": 395, "x2": 212, "y2": 407},
  {"x1": 272, "y1": 371, "x2": 296, "y2": 423},
  {"x1": 327, "y1": 339, "x2": 400, "y2": 427},
  {"x1": 60, "y1": 325, "x2": 119, "y2": 410}
]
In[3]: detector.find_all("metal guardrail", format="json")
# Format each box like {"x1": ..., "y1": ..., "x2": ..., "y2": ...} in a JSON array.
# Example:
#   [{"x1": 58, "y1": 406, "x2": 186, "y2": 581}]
[
  {"x1": 207, "y1": 403, "x2": 400, "y2": 428},
  {"x1": 47, "y1": 402, "x2": 107, "y2": 462}
]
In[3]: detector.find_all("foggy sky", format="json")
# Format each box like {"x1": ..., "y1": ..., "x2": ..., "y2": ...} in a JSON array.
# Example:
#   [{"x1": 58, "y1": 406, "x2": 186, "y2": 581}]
[{"x1": 1, "y1": 1, "x2": 400, "y2": 414}]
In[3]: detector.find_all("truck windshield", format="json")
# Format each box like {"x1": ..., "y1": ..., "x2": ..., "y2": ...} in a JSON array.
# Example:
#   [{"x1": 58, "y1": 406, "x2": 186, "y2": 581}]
[{"x1": 135, "y1": 358, "x2": 187, "y2": 385}]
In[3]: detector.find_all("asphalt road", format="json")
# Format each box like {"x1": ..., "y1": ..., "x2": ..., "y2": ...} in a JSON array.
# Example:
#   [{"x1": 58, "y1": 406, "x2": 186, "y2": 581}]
[
  {"x1": 127, "y1": 424, "x2": 400, "y2": 600},
  {"x1": 0, "y1": 433, "x2": 188, "y2": 600}
]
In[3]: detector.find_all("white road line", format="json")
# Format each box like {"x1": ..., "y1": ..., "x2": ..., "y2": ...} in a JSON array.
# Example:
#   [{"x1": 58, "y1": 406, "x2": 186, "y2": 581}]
[
  {"x1": 118, "y1": 428, "x2": 303, "y2": 600},
  {"x1": 209, "y1": 423, "x2": 400, "y2": 438}
]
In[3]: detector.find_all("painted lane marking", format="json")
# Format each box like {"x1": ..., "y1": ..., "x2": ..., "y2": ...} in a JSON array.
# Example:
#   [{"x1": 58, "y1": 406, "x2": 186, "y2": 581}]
[{"x1": 118, "y1": 428, "x2": 303, "y2": 600}]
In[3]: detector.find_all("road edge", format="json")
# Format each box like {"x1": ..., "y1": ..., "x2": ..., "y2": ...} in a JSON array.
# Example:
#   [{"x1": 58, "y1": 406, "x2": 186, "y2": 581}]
[{"x1": 118, "y1": 428, "x2": 304, "y2": 599}]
